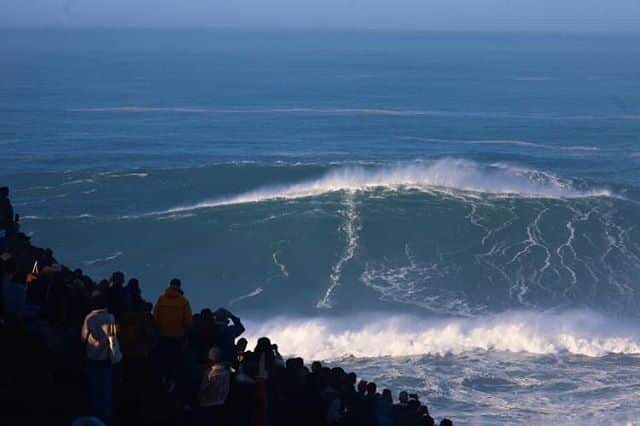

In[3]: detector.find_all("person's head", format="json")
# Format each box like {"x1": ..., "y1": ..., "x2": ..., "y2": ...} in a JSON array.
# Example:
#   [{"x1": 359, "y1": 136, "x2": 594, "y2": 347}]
[
  {"x1": 208, "y1": 346, "x2": 223, "y2": 364},
  {"x1": 236, "y1": 337, "x2": 248, "y2": 352},
  {"x1": 311, "y1": 361, "x2": 322, "y2": 373},
  {"x1": 90, "y1": 290, "x2": 107, "y2": 310},
  {"x1": 169, "y1": 278, "x2": 181, "y2": 290},
  {"x1": 382, "y1": 389, "x2": 393, "y2": 404},
  {"x1": 0, "y1": 187, "x2": 8, "y2": 198},
  {"x1": 200, "y1": 308, "x2": 213, "y2": 320},
  {"x1": 399, "y1": 391, "x2": 409, "y2": 404},
  {"x1": 366, "y1": 381, "x2": 377, "y2": 396},
  {"x1": 111, "y1": 271, "x2": 125, "y2": 286},
  {"x1": 213, "y1": 308, "x2": 229, "y2": 325},
  {"x1": 439, "y1": 419, "x2": 453, "y2": 426},
  {"x1": 73, "y1": 268, "x2": 83, "y2": 277},
  {"x1": 357, "y1": 380, "x2": 368, "y2": 394},
  {"x1": 126, "y1": 278, "x2": 140, "y2": 292},
  {"x1": 347, "y1": 372, "x2": 358, "y2": 386},
  {"x1": 255, "y1": 337, "x2": 272, "y2": 352}
]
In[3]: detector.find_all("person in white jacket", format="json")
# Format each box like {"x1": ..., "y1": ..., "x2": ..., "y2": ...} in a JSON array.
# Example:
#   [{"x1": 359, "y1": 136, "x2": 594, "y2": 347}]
[
  {"x1": 198, "y1": 346, "x2": 231, "y2": 426},
  {"x1": 81, "y1": 291, "x2": 116, "y2": 423}
]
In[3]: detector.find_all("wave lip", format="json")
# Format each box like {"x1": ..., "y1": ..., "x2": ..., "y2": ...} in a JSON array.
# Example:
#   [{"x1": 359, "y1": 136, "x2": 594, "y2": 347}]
[
  {"x1": 244, "y1": 311, "x2": 640, "y2": 361},
  {"x1": 146, "y1": 159, "x2": 613, "y2": 217}
]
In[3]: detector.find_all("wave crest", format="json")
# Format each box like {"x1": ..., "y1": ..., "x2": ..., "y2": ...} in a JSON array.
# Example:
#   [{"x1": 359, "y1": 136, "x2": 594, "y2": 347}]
[
  {"x1": 244, "y1": 311, "x2": 640, "y2": 360},
  {"x1": 154, "y1": 159, "x2": 612, "y2": 216}
]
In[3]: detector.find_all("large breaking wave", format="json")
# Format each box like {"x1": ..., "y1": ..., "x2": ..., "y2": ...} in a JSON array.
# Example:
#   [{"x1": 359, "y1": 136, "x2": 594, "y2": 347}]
[
  {"x1": 154, "y1": 159, "x2": 613, "y2": 216},
  {"x1": 244, "y1": 311, "x2": 640, "y2": 360},
  {"x1": 113, "y1": 159, "x2": 640, "y2": 315}
]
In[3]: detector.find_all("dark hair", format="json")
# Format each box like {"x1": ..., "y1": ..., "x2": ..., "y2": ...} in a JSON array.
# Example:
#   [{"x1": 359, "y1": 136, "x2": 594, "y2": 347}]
[
  {"x1": 111, "y1": 271, "x2": 124, "y2": 284},
  {"x1": 90, "y1": 291, "x2": 108, "y2": 310},
  {"x1": 170, "y1": 278, "x2": 181, "y2": 288},
  {"x1": 208, "y1": 346, "x2": 222, "y2": 363},
  {"x1": 439, "y1": 419, "x2": 453, "y2": 426},
  {"x1": 0, "y1": 187, "x2": 8, "y2": 197}
]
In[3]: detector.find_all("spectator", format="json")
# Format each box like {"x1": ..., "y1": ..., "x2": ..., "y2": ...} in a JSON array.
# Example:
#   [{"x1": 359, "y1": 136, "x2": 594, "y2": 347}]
[
  {"x1": 212, "y1": 308, "x2": 245, "y2": 365},
  {"x1": 119, "y1": 300, "x2": 156, "y2": 423},
  {"x1": 0, "y1": 186, "x2": 15, "y2": 237},
  {"x1": 232, "y1": 337, "x2": 248, "y2": 372},
  {"x1": 123, "y1": 278, "x2": 143, "y2": 311},
  {"x1": 1, "y1": 255, "x2": 26, "y2": 324},
  {"x1": 191, "y1": 308, "x2": 218, "y2": 365},
  {"x1": 393, "y1": 391, "x2": 414, "y2": 426},
  {"x1": 81, "y1": 291, "x2": 117, "y2": 423},
  {"x1": 198, "y1": 346, "x2": 231, "y2": 426},
  {"x1": 153, "y1": 278, "x2": 193, "y2": 392},
  {"x1": 108, "y1": 271, "x2": 126, "y2": 319},
  {"x1": 377, "y1": 389, "x2": 394, "y2": 426}
]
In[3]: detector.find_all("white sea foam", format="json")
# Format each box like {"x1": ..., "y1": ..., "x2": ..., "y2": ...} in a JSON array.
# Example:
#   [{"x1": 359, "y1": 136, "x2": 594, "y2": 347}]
[
  {"x1": 229, "y1": 287, "x2": 264, "y2": 306},
  {"x1": 70, "y1": 106, "x2": 640, "y2": 121},
  {"x1": 317, "y1": 193, "x2": 361, "y2": 308},
  {"x1": 243, "y1": 310, "x2": 640, "y2": 361},
  {"x1": 84, "y1": 251, "x2": 123, "y2": 266},
  {"x1": 272, "y1": 251, "x2": 289, "y2": 277},
  {"x1": 146, "y1": 159, "x2": 612, "y2": 217},
  {"x1": 402, "y1": 136, "x2": 600, "y2": 152}
]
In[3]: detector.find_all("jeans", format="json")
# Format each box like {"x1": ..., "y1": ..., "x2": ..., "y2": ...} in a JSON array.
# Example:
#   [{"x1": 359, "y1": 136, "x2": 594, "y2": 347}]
[{"x1": 86, "y1": 359, "x2": 113, "y2": 422}]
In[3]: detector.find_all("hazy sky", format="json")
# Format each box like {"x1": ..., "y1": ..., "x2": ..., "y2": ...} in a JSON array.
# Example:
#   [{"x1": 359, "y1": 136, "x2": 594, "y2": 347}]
[{"x1": 3, "y1": 0, "x2": 640, "y2": 32}]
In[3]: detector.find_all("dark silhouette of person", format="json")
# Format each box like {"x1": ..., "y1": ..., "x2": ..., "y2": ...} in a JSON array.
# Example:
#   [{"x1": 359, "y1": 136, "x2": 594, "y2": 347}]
[
  {"x1": 211, "y1": 308, "x2": 245, "y2": 365},
  {"x1": 0, "y1": 186, "x2": 15, "y2": 237},
  {"x1": 123, "y1": 277, "x2": 144, "y2": 311},
  {"x1": 107, "y1": 271, "x2": 127, "y2": 319}
]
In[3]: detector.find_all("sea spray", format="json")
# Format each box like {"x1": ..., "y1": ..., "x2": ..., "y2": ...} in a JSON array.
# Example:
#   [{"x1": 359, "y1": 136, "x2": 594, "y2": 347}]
[{"x1": 243, "y1": 310, "x2": 640, "y2": 360}]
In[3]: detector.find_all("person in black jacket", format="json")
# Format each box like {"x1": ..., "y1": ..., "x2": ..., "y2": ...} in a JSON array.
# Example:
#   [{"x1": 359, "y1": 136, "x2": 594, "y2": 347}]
[{"x1": 0, "y1": 187, "x2": 16, "y2": 247}]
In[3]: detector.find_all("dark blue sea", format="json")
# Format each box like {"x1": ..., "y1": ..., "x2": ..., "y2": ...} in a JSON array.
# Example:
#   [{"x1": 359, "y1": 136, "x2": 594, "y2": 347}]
[{"x1": 2, "y1": 29, "x2": 640, "y2": 424}]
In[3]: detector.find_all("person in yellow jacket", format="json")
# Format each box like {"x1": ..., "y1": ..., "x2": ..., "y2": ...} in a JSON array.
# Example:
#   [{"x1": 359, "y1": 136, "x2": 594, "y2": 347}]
[{"x1": 153, "y1": 278, "x2": 193, "y2": 393}]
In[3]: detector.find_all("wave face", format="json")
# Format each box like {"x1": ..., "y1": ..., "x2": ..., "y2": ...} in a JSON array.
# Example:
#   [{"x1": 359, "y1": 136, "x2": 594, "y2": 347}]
[
  {"x1": 117, "y1": 160, "x2": 636, "y2": 316},
  {"x1": 14, "y1": 159, "x2": 640, "y2": 317}
]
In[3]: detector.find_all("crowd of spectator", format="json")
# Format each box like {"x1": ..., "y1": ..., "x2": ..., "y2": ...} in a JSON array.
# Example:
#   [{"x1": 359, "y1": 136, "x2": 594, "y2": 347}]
[{"x1": 0, "y1": 186, "x2": 453, "y2": 426}]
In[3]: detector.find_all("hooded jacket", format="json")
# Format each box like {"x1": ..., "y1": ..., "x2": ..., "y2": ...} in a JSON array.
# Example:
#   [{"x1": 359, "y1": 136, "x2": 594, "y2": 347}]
[{"x1": 153, "y1": 287, "x2": 193, "y2": 338}]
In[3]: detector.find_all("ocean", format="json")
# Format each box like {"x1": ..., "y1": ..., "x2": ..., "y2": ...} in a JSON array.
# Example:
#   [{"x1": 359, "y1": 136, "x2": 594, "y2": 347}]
[{"x1": 2, "y1": 29, "x2": 640, "y2": 424}]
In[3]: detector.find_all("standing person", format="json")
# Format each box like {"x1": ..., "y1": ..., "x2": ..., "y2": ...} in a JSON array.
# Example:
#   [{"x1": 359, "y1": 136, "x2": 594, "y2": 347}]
[
  {"x1": 212, "y1": 308, "x2": 246, "y2": 365},
  {"x1": 119, "y1": 301, "x2": 156, "y2": 424},
  {"x1": 108, "y1": 272, "x2": 126, "y2": 320},
  {"x1": 123, "y1": 278, "x2": 143, "y2": 312},
  {"x1": 198, "y1": 347, "x2": 231, "y2": 426},
  {"x1": 153, "y1": 278, "x2": 193, "y2": 392},
  {"x1": 81, "y1": 291, "x2": 117, "y2": 423},
  {"x1": 232, "y1": 338, "x2": 248, "y2": 372},
  {"x1": 1, "y1": 256, "x2": 26, "y2": 324},
  {"x1": 377, "y1": 389, "x2": 394, "y2": 426},
  {"x1": 0, "y1": 187, "x2": 15, "y2": 248}
]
